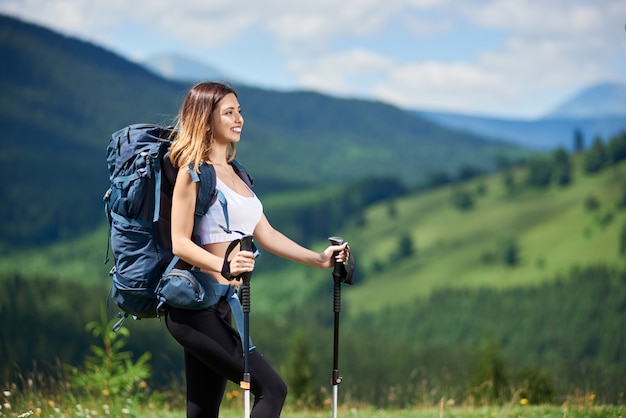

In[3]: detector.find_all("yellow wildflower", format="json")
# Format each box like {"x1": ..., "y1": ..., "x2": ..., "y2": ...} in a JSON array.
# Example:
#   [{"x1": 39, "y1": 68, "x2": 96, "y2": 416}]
[{"x1": 520, "y1": 398, "x2": 528, "y2": 405}]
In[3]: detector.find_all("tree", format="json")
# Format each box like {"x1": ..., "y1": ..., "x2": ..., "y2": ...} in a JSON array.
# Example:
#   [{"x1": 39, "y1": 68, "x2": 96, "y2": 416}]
[
  {"x1": 469, "y1": 341, "x2": 509, "y2": 404},
  {"x1": 584, "y1": 136, "x2": 607, "y2": 173},
  {"x1": 452, "y1": 188, "x2": 474, "y2": 210},
  {"x1": 607, "y1": 131, "x2": 626, "y2": 164},
  {"x1": 457, "y1": 164, "x2": 483, "y2": 182},
  {"x1": 584, "y1": 194, "x2": 601, "y2": 212},
  {"x1": 66, "y1": 303, "x2": 152, "y2": 398},
  {"x1": 501, "y1": 238, "x2": 519, "y2": 266},
  {"x1": 525, "y1": 157, "x2": 552, "y2": 188},
  {"x1": 573, "y1": 128, "x2": 585, "y2": 152},
  {"x1": 395, "y1": 234, "x2": 416, "y2": 260},
  {"x1": 422, "y1": 170, "x2": 452, "y2": 190},
  {"x1": 552, "y1": 147, "x2": 572, "y2": 186}
]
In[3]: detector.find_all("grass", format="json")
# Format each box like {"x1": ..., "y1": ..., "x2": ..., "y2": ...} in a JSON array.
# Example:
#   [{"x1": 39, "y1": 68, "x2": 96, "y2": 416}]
[
  {"x1": 0, "y1": 158, "x2": 624, "y2": 319},
  {"x1": 3, "y1": 391, "x2": 624, "y2": 418},
  {"x1": 341, "y1": 161, "x2": 626, "y2": 314}
]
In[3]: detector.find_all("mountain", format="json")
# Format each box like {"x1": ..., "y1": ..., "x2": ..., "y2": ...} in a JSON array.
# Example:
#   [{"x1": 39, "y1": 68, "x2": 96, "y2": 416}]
[
  {"x1": 416, "y1": 82, "x2": 626, "y2": 151},
  {"x1": 140, "y1": 53, "x2": 232, "y2": 83},
  {"x1": 0, "y1": 14, "x2": 527, "y2": 250},
  {"x1": 415, "y1": 109, "x2": 626, "y2": 150},
  {"x1": 546, "y1": 82, "x2": 626, "y2": 119},
  {"x1": 137, "y1": 53, "x2": 626, "y2": 151},
  {"x1": 0, "y1": 14, "x2": 185, "y2": 251}
]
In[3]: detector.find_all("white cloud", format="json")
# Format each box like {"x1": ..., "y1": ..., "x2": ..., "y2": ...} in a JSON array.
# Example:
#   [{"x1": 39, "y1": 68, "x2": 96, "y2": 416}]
[
  {"x1": 288, "y1": 48, "x2": 394, "y2": 94},
  {"x1": 466, "y1": 0, "x2": 606, "y2": 37},
  {"x1": 373, "y1": 60, "x2": 508, "y2": 112},
  {"x1": 0, "y1": 0, "x2": 624, "y2": 117},
  {"x1": 285, "y1": 0, "x2": 626, "y2": 116}
]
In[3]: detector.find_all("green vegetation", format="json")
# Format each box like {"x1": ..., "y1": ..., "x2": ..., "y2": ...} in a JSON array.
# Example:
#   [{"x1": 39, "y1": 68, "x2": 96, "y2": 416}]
[
  {"x1": 66, "y1": 304, "x2": 151, "y2": 399},
  {"x1": 0, "y1": 14, "x2": 529, "y2": 250},
  {"x1": 2, "y1": 319, "x2": 623, "y2": 417},
  {"x1": 2, "y1": 394, "x2": 624, "y2": 418},
  {"x1": 342, "y1": 137, "x2": 626, "y2": 313},
  {"x1": 2, "y1": 131, "x2": 625, "y2": 411},
  {"x1": 2, "y1": 13, "x2": 626, "y2": 415}
]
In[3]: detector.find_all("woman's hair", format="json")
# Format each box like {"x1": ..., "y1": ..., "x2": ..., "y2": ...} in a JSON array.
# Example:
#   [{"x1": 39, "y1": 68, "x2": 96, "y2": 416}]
[{"x1": 169, "y1": 82, "x2": 238, "y2": 171}]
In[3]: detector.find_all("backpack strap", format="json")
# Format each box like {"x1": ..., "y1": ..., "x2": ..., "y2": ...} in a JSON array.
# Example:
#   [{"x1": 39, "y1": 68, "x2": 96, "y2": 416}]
[
  {"x1": 163, "y1": 163, "x2": 223, "y2": 277},
  {"x1": 195, "y1": 160, "x2": 252, "y2": 235},
  {"x1": 164, "y1": 160, "x2": 256, "y2": 277},
  {"x1": 193, "y1": 163, "x2": 218, "y2": 217},
  {"x1": 151, "y1": 155, "x2": 163, "y2": 223},
  {"x1": 231, "y1": 159, "x2": 254, "y2": 189}
]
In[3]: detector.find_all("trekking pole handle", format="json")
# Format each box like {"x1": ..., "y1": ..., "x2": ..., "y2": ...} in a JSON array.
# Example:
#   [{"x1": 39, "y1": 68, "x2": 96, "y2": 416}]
[
  {"x1": 328, "y1": 236, "x2": 345, "y2": 281},
  {"x1": 239, "y1": 235, "x2": 254, "y2": 313},
  {"x1": 329, "y1": 236, "x2": 344, "y2": 314},
  {"x1": 239, "y1": 235, "x2": 254, "y2": 279},
  {"x1": 240, "y1": 235, "x2": 254, "y2": 254}
]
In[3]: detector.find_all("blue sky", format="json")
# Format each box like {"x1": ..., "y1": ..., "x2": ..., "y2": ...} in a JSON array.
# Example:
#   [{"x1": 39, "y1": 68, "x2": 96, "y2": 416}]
[{"x1": 1, "y1": 0, "x2": 624, "y2": 118}]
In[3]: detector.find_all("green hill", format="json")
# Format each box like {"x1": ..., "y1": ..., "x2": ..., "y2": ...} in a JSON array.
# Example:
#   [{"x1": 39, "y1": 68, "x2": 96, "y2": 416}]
[
  {"x1": 2, "y1": 13, "x2": 625, "y2": 406},
  {"x1": 2, "y1": 135, "x2": 625, "y2": 405},
  {"x1": 342, "y1": 155, "x2": 626, "y2": 314},
  {"x1": 3, "y1": 144, "x2": 624, "y2": 316},
  {"x1": 0, "y1": 14, "x2": 529, "y2": 250}
]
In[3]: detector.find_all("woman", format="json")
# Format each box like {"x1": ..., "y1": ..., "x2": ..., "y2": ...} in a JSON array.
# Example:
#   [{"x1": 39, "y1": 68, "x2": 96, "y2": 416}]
[{"x1": 166, "y1": 81, "x2": 349, "y2": 418}]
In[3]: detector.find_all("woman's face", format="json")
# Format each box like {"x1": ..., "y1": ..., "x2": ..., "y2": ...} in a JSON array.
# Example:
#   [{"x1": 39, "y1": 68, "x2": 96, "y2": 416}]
[{"x1": 211, "y1": 93, "x2": 243, "y2": 144}]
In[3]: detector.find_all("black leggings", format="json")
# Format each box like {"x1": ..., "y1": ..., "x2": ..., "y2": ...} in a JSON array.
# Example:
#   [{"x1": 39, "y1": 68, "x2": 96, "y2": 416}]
[{"x1": 165, "y1": 301, "x2": 287, "y2": 418}]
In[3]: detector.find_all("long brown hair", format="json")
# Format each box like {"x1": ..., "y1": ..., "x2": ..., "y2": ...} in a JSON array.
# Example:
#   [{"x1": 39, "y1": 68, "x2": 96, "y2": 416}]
[{"x1": 169, "y1": 82, "x2": 238, "y2": 171}]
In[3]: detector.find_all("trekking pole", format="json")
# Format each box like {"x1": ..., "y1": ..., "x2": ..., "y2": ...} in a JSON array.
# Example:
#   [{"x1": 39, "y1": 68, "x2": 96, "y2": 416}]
[
  {"x1": 328, "y1": 236, "x2": 346, "y2": 418},
  {"x1": 239, "y1": 235, "x2": 254, "y2": 418}
]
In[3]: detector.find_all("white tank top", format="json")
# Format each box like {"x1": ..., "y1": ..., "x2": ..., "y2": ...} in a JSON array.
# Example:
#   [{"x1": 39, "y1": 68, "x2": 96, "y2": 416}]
[{"x1": 197, "y1": 177, "x2": 263, "y2": 245}]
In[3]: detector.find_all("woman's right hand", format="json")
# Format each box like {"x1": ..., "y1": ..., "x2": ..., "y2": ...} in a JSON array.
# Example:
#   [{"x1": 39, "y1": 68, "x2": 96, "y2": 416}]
[{"x1": 227, "y1": 249, "x2": 255, "y2": 281}]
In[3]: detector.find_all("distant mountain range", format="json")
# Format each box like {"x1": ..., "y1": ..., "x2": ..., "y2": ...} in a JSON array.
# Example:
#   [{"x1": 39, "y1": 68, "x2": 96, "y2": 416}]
[
  {"x1": 140, "y1": 53, "x2": 626, "y2": 151},
  {"x1": 141, "y1": 53, "x2": 233, "y2": 83},
  {"x1": 547, "y1": 82, "x2": 626, "y2": 118},
  {"x1": 415, "y1": 83, "x2": 626, "y2": 150},
  {"x1": 0, "y1": 14, "x2": 527, "y2": 249},
  {"x1": 415, "y1": 109, "x2": 626, "y2": 151}
]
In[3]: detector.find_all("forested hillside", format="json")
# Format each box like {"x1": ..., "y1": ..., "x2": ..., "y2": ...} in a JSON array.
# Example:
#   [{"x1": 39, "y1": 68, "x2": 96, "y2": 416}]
[
  {"x1": 1, "y1": 13, "x2": 624, "y2": 410},
  {"x1": 2, "y1": 131, "x2": 625, "y2": 406},
  {"x1": 0, "y1": 14, "x2": 529, "y2": 250}
]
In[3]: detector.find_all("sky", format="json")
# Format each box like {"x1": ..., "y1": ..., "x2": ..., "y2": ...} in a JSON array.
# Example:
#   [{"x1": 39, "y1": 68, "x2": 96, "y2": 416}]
[{"x1": 1, "y1": 0, "x2": 625, "y2": 119}]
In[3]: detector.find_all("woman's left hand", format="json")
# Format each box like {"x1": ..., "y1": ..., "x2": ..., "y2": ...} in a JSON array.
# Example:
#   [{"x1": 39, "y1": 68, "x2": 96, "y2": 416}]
[{"x1": 320, "y1": 242, "x2": 350, "y2": 268}]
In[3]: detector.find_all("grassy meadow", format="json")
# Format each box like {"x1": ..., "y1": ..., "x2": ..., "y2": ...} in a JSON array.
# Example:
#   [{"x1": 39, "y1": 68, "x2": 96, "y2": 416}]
[
  {"x1": 2, "y1": 145, "x2": 625, "y2": 414},
  {"x1": 3, "y1": 391, "x2": 624, "y2": 418},
  {"x1": 340, "y1": 157, "x2": 625, "y2": 314}
]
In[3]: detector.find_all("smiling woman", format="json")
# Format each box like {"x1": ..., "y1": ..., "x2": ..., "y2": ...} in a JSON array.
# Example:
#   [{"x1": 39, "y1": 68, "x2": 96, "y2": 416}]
[{"x1": 163, "y1": 81, "x2": 351, "y2": 418}]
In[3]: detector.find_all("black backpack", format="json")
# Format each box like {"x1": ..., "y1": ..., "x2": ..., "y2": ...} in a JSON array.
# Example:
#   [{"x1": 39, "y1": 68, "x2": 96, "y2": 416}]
[{"x1": 103, "y1": 123, "x2": 253, "y2": 328}]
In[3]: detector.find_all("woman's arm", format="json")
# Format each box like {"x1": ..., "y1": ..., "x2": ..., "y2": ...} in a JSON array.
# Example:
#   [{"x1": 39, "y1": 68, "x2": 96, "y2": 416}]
[
  {"x1": 253, "y1": 214, "x2": 347, "y2": 268},
  {"x1": 170, "y1": 168, "x2": 236, "y2": 275}
]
